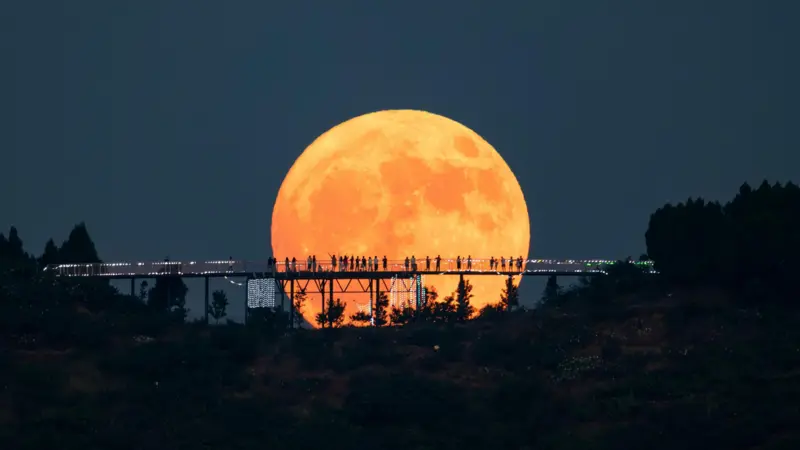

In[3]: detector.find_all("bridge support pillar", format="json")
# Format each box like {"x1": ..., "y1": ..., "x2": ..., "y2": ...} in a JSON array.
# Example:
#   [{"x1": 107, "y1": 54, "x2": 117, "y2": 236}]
[
  {"x1": 374, "y1": 279, "x2": 381, "y2": 327},
  {"x1": 204, "y1": 277, "x2": 209, "y2": 325},
  {"x1": 280, "y1": 280, "x2": 285, "y2": 314},
  {"x1": 328, "y1": 277, "x2": 334, "y2": 327},
  {"x1": 458, "y1": 273, "x2": 465, "y2": 300},
  {"x1": 130, "y1": 278, "x2": 135, "y2": 297},
  {"x1": 289, "y1": 277, "x2": 295, "y2": 328},
  {"x1": 415, "y1": 274, "x2": 422, "y2": 315},
  {"x1": 244, "y1": 276, "x2": 250, "y2": 325},
  {"x1": 320, "y1": 280, "x2": 326, "y2": 328},
  {"x1": 369, "y1": 278, "x2": 374, "y2": 326}
]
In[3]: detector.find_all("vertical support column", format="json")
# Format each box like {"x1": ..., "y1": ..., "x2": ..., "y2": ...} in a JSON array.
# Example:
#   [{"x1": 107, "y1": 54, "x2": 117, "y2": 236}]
[
  {"x1": 507, "y1": 275, "x2": 513, "y2": 311},
  {"x1": 369, "y1": 278, "x2": 374, "y2": 325},
  {"x1": 280, "y1": 278, "x2": 285, "y2": 312},
  {"x1": 289, "y1": 277, "x2": 295, "y2": 329},
  {"x1": 320, "y1": 280, "x2": 326, "y2": 328},
  {"x1": 459, "y1": 273, "x2": 465, "y2": 299},
  {"x1": 328, "y1": 277, "x2": 334, "y2": 327},
  {"x1": 130, "y1": 278, "x2": 135, "y2": 297},
  {"x1": 374, "y1": 278, "x2": 381, "y2": 327},
  {"x1": 204, "y1": 277, "x2": 209, "y2": 324},
  {"x1": 415, "y1": 274, "x2": 422, "y2": 313},
  {"x1": 244, "y1": 276, "x2": 250, "y2": 325}
]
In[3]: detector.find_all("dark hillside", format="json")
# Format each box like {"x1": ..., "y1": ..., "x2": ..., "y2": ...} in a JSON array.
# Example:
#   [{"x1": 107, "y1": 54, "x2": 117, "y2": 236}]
[{"x1": 2, "y1": 181, "x2": 800, "y2": 449}]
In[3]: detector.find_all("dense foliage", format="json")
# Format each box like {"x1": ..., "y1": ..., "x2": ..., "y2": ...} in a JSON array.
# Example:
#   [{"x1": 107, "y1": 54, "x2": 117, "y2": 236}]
[{"x1": 1, "y1": 181, "x2": 799, "y2": 449}]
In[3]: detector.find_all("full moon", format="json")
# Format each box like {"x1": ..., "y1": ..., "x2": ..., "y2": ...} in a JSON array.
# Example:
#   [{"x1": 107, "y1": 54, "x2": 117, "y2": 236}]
[{"x1": 271, "y1": 110, "x2": 530, "y2": 324}]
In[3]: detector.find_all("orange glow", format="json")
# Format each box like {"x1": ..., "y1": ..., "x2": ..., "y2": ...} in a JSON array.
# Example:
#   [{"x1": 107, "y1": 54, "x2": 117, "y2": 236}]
[{"x1": 271, "y1": 110, "x2": 530, "y2": 324}]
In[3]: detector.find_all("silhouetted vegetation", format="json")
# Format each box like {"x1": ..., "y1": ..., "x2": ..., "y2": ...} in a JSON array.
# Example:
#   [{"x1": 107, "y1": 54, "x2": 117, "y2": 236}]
[{"x1": 2, "y1": 180, "x2": 799, "y2": 448}]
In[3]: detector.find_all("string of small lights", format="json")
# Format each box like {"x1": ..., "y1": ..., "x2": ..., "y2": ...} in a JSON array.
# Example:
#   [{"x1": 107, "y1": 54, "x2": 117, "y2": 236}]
[{"x1": 43, "y1": 258, "x2": 655, "y2": 278}]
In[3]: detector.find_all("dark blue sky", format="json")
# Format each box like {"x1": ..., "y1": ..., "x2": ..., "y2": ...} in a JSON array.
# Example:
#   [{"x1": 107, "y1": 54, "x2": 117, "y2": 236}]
[{"x1": 4, "y1": 1, "x2": 798, "y2": 314}]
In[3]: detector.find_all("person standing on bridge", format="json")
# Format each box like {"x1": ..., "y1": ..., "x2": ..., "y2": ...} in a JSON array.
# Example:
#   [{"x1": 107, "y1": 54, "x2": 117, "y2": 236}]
[
  {"x1": 382, "y1": 255, "x2": 388, "y2": 271},
  {"x1": 291, "y1": 257, "x2": 297, "y2": 272},
  {"x1": 425, "y1": 255, "x2": 431, "y2": 271},
  {"x1": 284, "y1": 257, "x2": 290, "y2": 273},
  {"x1": 368, "y1": 256, "x2": 373, "y2": 271},
  {"x1": 373, "y1": 256, "x2": 378, "y2": 271},
  {"x1": 350, "y1": 256, "x2": 355, "y2": 271},
  {"x1": 456, "y1": 256, "x2": 461, "y2": 270},
  {"x1": 500, "y1": 256, "x2": 505, "y2": 271},
  {"x1": 435, "y1": 255, "x2": 441, "y2": 271},
  {"x1": 517, "y1": 256, "x2": 523, "y2": 271},
  {"x1": 312, "y1": 255, "x2": 317, "y2": 271},
  {"x1": 467, "y1": 255, "x2": 472, "y2": 271},
  {"x1": 307, "y1": 256, "x2": 312, "y2": 272},
  {"x1": 360, "y1": 256, "x2": 366, "y2": 271},
  {"x1": 509, "y1": 256, "x2": 514, "y2": 272},
  {"x1": 331, "y1": 255, "x2": 337, "y2": 271},
  {"x1": 404, "y1": 256, "x2": 410, "y2": 271}
]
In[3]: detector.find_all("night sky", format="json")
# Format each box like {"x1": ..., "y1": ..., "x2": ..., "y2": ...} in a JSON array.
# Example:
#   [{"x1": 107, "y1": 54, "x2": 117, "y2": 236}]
[{"x1": 4, "y1": 1, "x2": 798, "y2": 318}]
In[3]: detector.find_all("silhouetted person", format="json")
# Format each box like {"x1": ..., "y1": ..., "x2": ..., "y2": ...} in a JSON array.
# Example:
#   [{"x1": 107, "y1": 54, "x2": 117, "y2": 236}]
[
  {"x1": 500, "y1": 256, "x2": 506, "y2": 270},
  {"x1": 312, "y1": 255, "x2": 317, "y2": 271},
  {"x1": 426, "y1": 255, "x2": 431, "y2": 271},
  {"x1": 411, "y1": 255, "x2": 417, "y2": 271},
  {"x1": 285, "y1": 257, "x2": 290, "y2": 273},
  {"x1": 435, "y1": 255, "x2": 441, "y2": 271},
  {"x1": 291, "y1": 257, "x2": 297, "y2": 272},
  {"x1": 517, "y1": 256, "x2": 523, "y2": 271},
  {"x1": 368, "y1": 256, "x2": 373, "y2": 271},
  {"x1": 373, "y1": 255, "x2": 378, "y2": 271},
  {"x1": 361, "y1": 256, "x2": 366, "y2": 270},
  {"x1": 382, "y1": 255, "x2": 388, "y2": 270},
  {"x1": 404, "y1": 256, "x2": 410, "y2": 271},
  {"x1": 455, "y1": 256, "x2": 461, "y2": 270},
  {"x1": 467, "y1": 255, "x2": 472, "y2": 270},
  {"x1": 349, "y1": 256, "x2": 355, "y2": 271}
]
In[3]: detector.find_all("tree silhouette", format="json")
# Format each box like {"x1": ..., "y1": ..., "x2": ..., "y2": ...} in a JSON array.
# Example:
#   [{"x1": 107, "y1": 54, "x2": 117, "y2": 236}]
[
  {"x1": 350, "y1": 310, "x2": 372, "y2": 326},
  {"x1": 315, "y1": 297, "x2": 346, "y2": 328},
  {"x1": 390, "y1": 305, "x2": 415, "y2": 325},
  {"x1": 292, "y1": 288, "x2": 307, "y2": 328},
  {"x1": 138, "y1": 280, "x2": 148, "y2": 302},
  {"x1": 500, "y1": 276, "x2": 519, "y2": 311},
  {"x1": 209, "y1": 290, "x2": 229, "y2": 324},
  {"x1": 373, "y1": 292, "x2": 390, "y2": 327},
  {"x1": 39, "y1": 239, "x2": 60, "y2": 268},
  {"x1": 148, "y1": 277, "x2": 189, "y2": 314},
  {"x1": 58, "y1": 223, "x2": 101, "y2": 264},
  {"x1": 646, "y1": 198, "x2": 728, "y2": 284},
  {"x1": 645, "y1": 180, "x2": 800, "y2": 303},
  {"x1": 416, "y1": 285, "x2": 439, "y2": 322},
  {"x1": 455, "y1": 278, "x2": 474, "y2": 321},
  {"x1": 541, "y1": 275, "x2": 561, "y2": 305},
  {"x1": 0, "y1": 226, "x2": 30, "y2": 268}
]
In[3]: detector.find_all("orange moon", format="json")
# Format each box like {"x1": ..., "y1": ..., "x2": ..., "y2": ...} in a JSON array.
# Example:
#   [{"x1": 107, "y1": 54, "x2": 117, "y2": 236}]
[{"x1": 271, "y1": 110, "x2": 530, "y2": 323}]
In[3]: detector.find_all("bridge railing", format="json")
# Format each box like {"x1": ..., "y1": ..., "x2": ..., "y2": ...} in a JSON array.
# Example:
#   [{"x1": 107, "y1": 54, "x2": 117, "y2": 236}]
[{"x1": 43, "y1": 258, "x2": 655, "y2": 278}]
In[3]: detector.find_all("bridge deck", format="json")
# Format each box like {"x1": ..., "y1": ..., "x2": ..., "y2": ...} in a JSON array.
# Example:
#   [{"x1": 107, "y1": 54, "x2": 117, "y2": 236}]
[{"x1": 43, "y1": 258, "x2": 655, "y2": 279}]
